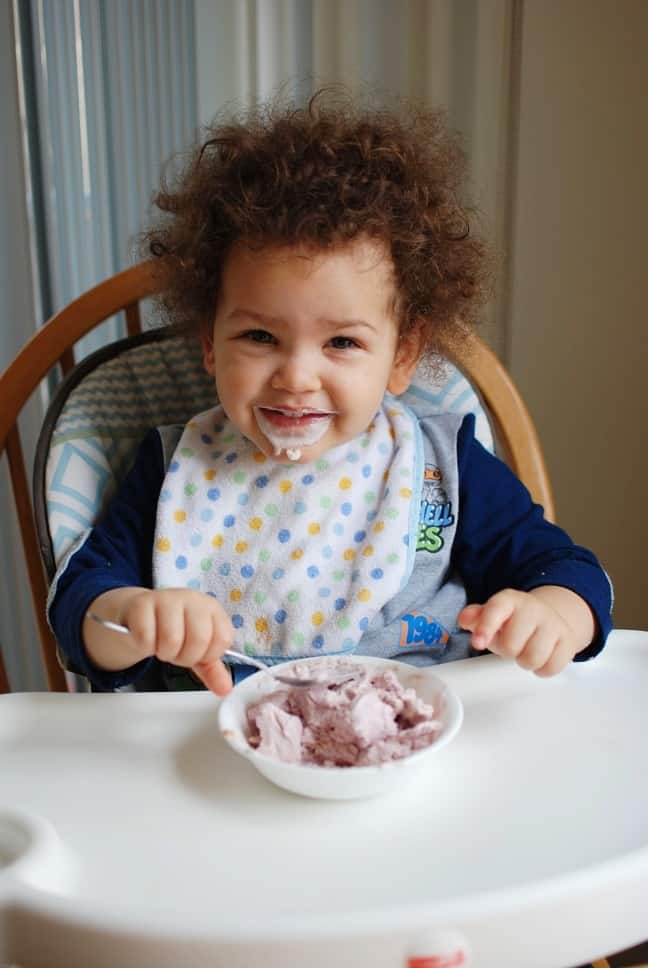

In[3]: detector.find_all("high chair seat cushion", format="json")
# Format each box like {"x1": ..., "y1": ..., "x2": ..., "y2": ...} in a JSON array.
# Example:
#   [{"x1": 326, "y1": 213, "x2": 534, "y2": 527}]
[{"x1": 44, "y1": 332, "x2": 493, "y2": 568}]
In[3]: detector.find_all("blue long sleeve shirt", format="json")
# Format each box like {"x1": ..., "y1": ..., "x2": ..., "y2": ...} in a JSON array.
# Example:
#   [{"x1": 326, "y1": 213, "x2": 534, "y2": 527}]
[{"x1": 48, "y1": 415, "x2": 613, "y2": 690}]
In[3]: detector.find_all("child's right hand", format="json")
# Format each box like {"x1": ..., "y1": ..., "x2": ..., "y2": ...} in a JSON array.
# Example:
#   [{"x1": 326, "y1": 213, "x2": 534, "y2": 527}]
[{"x1": 83, "y1": 587, "x2": 235, "y2": 694}]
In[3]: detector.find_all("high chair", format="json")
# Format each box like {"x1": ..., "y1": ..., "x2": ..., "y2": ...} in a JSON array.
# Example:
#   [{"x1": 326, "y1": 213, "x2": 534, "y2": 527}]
[
  {"x1": 0, "y1": 259, "x2": 555, "y2": 695},
  {"x1": 2, "y1": 259, "x2": 646, "y2": 968}
]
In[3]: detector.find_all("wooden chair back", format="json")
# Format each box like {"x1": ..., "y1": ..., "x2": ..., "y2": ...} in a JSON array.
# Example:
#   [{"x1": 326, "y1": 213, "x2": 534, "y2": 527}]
[{"x1": 0, "y1": 261, "x2": 554, "y2": 693}]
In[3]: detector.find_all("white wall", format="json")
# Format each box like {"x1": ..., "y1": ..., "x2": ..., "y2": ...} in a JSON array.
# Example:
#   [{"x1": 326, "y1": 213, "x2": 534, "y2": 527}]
[{"x1": 508, "y1": 0, "x2": 648, "y2": 628}]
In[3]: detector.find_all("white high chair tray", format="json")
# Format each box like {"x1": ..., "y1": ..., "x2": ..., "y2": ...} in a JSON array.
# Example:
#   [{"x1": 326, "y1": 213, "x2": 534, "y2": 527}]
[{"x1": 1, "y1": 629, "x2": 647, "y2": 968}]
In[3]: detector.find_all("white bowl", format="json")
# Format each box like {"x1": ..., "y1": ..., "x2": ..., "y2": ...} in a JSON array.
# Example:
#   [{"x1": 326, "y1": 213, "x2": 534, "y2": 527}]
[{"x1": 217, "y1": 655, "x2": 463, "y2": 800}]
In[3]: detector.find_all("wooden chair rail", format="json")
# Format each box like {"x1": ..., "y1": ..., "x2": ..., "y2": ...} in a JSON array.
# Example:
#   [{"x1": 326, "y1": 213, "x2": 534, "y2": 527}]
[
  {"x1": 448, "y1": 334, "x2": 555, "y2": 521},
  {"x1": 0, "y1": 261, "x2": 156, "y2": 692},
  {"x1": 5, "y1": 426, "x2": 66, "y2": 691},
  {"x1": 0, "y1": 262, "x2": 157, "y2": 448}
]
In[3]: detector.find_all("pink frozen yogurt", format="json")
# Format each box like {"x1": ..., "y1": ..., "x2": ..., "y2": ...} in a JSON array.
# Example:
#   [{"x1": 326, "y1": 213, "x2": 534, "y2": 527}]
[{"x1": 246, "y1": 660, "x2": 442, "y2": 767}]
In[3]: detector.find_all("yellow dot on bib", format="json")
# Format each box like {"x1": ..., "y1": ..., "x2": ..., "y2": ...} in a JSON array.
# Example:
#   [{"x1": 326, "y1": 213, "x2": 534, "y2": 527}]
[
  {"x1": 373, "y1": 521, "x2": 385, "y2": 533},
  {"x1": 362, "y1": 545, "x2": 374, "y2": 557},
  {"x1": 156, "y1": 537, "x2": 171, "y2": 552},
  {"x1": 291, "y1": 548, "x2": 303, "y2": 560},
  {"x1": 339, "y1": 477, "x2": 352, "y2": 490},
  {"x1": 230, "y1": 588, "x2": 242, "y2": 602},
  {"x1": 173, "y1": 510, "x2": 186, "y2": 523},
  {"x1": 388, "y1": 408, "x2": 399, "y2": 418},
  {"x1": 211, "y1": 534, "x2": 224, "y2": 548},
  {"x1": 279, "y1": 479, "x2": 292, "y2": 493},
  {"x1": 249, "y1": 517, "x2": 263, "y2": 531},
  {"x1": 400, "y1": 487, "x2": 412, "y2": 498},
  {"x1": 343, "y1": 548, "x2": 356, "y2": 561},
  {"x1": 255, "y1": 618, "x2": 268, "y2": 633},
  {"x1": 357, "y1": 588, "x2": 371, "y2": 602},
  {"x1": 253, "y1": 451, "x2": 267, "y2": 463},
  {"x1": 308, "y1": 522, "x2": 320, "y2": 535},
  {"x1": 203, "y1": 469, "x2": 216, "y2": 481},
  {"x1": 235, "y1": 541, "x2": 248, "y2": 553},
  {"x1": 389, "y1": 427, "x2": 396, "y2": 439},
  {"x1": 312, "y1": 611, "x2": 324, "y2": 626}
]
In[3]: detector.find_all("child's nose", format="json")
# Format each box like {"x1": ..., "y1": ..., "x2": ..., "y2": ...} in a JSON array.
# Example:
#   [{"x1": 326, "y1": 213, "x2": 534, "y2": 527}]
[{"x1": 270, "y1": 351, "x2": 321, "y2": 393}]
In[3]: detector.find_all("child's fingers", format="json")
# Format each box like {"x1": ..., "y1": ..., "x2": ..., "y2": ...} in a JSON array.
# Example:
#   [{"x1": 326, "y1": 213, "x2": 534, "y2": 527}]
[
  {"x1": 464, "y1": 590, "x2": 519, "y2": 652},
  {"x1": 173, "y1": 605, "x2": 215, "y2": 667},
  {"x1": 189, "y1": 606, "x2": 235, "y2": 694},
  {"x1": 121, "y1": 594, "x2": 159, "y2": 659},
  {"x1": 534, "y1": 638, "x2": 574, "y2": 678},
  {"x1": 457, "y1": 603, "x2": 483, "y2": 631},
  {"x1": 193, "y1": 657, "x2": 233, "y2": 695},
  {"x1": 514, "y1": 626, "x2": 558, "y2": 672},
  {"x1": 153, "y1": 598, "x2": 187, "y2": 663}
]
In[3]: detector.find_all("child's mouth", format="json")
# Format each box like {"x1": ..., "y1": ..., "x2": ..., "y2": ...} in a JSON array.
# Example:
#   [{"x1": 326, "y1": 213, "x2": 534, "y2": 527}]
[
  {"x1": 256, "y1": 407, "x2": 334, "y2": 430},
  {"x1": 254, "y1": 406, "x2": 336, "y2": 458}
]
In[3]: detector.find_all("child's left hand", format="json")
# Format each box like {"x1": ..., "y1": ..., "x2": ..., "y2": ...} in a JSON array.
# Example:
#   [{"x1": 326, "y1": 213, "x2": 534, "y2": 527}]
[{"x1": 458, "y1": 586, "x2": 596, "y2": 677}]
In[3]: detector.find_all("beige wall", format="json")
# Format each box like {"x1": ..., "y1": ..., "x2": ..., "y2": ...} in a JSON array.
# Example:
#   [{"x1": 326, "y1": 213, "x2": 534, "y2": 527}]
[{"x1": 507, "y1": 0, "x2": 648, "y2": 629}]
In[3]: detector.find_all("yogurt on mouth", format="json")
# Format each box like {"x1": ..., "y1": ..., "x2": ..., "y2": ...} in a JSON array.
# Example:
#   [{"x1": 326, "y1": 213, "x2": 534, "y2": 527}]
[{"x1": 254, "y1": 406, "x2": 335, "y2": 460}]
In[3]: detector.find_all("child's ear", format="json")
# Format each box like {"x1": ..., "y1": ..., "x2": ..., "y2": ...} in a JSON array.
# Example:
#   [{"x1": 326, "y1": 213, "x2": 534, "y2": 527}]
[
  {"x1": 201, "y1": 331, "x2": 215, "y2": 376},
  {"x1": 387, "y1": 327, "x2": 422, "y2": 395}
]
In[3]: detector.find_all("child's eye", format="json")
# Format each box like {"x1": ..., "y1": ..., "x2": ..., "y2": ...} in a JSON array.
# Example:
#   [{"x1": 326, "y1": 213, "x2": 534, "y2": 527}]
[
  {"x1": 241, "y1": 329, "x2": 276, "y2": 344},
  {"x1": 329, "y1": 336, "x2": 360, "y2": 350}
]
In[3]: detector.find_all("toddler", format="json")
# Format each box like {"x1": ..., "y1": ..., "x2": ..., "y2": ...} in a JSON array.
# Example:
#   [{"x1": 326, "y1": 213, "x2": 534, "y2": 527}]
[{"x1": 48, "y1": 92, "x2": 612, "y2": 693}]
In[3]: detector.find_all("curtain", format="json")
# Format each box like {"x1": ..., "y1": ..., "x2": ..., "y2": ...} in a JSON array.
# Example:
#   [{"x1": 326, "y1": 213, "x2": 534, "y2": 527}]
[{"x1": 195, "y1": 0, "x2": 519, "y2": 355}]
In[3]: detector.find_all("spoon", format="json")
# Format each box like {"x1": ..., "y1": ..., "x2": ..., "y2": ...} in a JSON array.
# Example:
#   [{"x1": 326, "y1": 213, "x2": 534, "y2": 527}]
[{"x1": 86, "y1": 611, "x2": 357, "y2": 688}]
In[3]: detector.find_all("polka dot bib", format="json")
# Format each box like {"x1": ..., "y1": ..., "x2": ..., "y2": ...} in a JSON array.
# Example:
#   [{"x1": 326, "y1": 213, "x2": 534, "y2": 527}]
[{"x1": 153, "y1": 398, "x2": 422, "y2": 659}]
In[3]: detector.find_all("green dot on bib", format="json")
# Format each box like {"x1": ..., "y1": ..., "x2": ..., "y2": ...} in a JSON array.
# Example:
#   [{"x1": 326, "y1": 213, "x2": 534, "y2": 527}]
[
  {"x1": 287, "y1": 589, "x2": 299, "y2": 602},
  {"x1": 258, "y1": 549, "x2": 271, "y2": 562},
  {"x1": 180, "y1": 447, "x2": 194, "y2": 457},
  {"x1": 387, "y1": 552, "x2": 399, "y2": 564},
  {"x1": 319, "y1": 495, "x2": 332, "y2": 509},
  {"x1": 223, "y1": 432, "x2": 235, "y2": 443},
  {"x1": 364, "y1": 491, "x2": 376, "y2": 505},
  {"x1": 244, "y1": 643, "x2": 256, "y2": 656},
  {"x1": 200, "y1": 557, "x2": 213, "y2": 572},
  {"x1": 400, "y1": 466, "x2": 411, "y2": 477},
  {"x1": 184, "y1": 483, "x2": 197, "y2": 497},
  {"x1": 315, "y1": 458, "x2": 329, "y2": 471},
  {"x1": 233, "y1": 470, "x2": 246, "y2": 484},
  {"x1": 332, "y1": 569, "x2": 345, "y2": 581},
  {"x1": 386, "y1": 507, "x2": 399, "y2": 519},
  {"x1": 254, "y1": 591, "x2": 267, "y2": 604},
  {"x1": 336, "y1": 615, "x2": 351, "y2": 629},
  {"x1": 292, "y1": 631, "x2": 305, "y2": 647},
  {"x1": 264, "y1": 503, "x2": 278, "y2": 517}
]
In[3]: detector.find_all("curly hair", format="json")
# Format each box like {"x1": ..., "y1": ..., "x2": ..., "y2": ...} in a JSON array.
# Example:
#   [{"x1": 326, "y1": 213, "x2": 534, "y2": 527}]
[{"x1": 144, "y1": 89, "x2": 492, "y2": 360}]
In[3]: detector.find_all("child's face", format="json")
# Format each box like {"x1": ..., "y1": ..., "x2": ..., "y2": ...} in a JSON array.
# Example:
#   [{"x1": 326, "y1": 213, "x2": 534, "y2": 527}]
[{"x1": 202, "y1": 238, "x2": 420, "y2": 463}]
